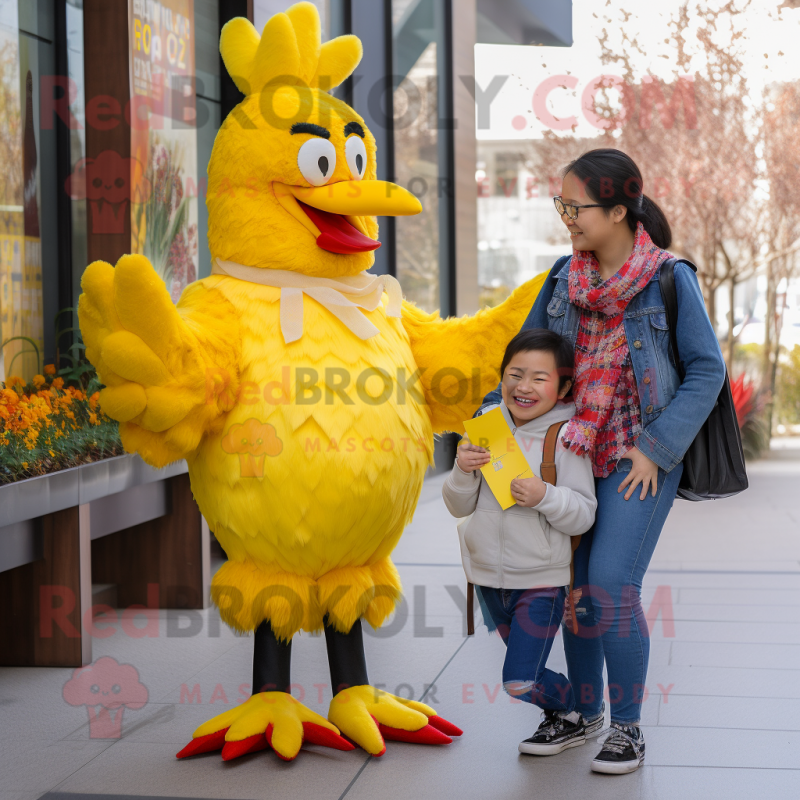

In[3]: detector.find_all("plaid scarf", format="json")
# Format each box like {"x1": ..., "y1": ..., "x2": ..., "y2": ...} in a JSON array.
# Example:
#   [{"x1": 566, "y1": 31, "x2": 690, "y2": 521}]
[{"x1": 562, "y1": 223, "x2": 672, "y2": 477}]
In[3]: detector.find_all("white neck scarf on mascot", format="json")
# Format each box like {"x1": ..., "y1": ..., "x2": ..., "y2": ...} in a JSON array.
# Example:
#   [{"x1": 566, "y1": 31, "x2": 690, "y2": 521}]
[{"x1": 212, "y1": 259, "x2": 403, "y2": 344}]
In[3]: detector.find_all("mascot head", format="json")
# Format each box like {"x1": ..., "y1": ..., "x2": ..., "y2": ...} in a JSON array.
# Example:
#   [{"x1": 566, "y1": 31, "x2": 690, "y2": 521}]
[{"x1": 207, "y1": 1, "x2": 420, "y2": 277}]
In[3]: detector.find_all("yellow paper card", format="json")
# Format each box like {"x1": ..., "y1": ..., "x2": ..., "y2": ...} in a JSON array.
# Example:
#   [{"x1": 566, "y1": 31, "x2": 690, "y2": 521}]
[{"x1": 462, "y1": 407, "x2": 533, "y2": 510}]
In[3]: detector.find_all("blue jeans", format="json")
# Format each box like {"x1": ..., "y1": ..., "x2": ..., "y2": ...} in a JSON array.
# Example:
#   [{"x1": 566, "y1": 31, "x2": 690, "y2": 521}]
[
  {"x1": 478, "y1": 585, "x2": 574, "y2": 713},
  {"x1": 563, "y1": 457, "x2": 683, "y2": 724}
]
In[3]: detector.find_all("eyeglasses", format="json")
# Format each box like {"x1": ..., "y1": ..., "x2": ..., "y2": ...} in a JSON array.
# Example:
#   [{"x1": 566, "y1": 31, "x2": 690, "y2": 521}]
[{"x1": 553, "y1": 196, "x2": 610, "y2": 221}]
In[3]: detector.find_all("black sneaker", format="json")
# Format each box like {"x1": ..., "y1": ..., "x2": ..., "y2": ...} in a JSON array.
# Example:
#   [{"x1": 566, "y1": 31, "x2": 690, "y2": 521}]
[
  {"x1": 519, "y1": 702, "x2": 607, "y2": 756},
  {"x1": 519, "y1": 710, "x2": 585, "y2": 755},
  {"x1": 591, "y1": 722, "x2": 645, "y2": 774}
]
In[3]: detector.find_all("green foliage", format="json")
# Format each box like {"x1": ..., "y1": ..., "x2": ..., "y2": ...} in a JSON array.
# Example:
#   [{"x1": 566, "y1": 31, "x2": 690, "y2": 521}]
[
  {"x1": 733, "y1": 342, "x2": 765, "y2": 378},
  {"x1": 740, "y1": 400, "x2": 771, "y2": 461},
  {"x1": 479, "y1": 284, "x2": 513, "y2": 309},
  {"x1": 777, "y1": 345, "x2": 800, "y2": 426},
  {"x1": 54, "y1": 307, "x2": 101, "y2": 393}
]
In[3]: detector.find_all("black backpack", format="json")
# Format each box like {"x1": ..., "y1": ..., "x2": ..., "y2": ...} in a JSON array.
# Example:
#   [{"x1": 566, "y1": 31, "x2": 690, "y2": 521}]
[{"x1": 659, "y1": 258, "x2": 748, "y2": 501}]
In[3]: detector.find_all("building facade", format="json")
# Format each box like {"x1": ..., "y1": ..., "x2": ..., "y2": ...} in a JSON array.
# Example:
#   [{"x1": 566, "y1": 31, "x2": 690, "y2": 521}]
[{"x1": 0, "y1": 0, "x2": 571, "y2": 382}]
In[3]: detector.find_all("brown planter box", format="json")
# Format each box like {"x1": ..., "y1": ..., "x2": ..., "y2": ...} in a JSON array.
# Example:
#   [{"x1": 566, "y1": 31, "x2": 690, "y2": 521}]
[{"x1": 0, "y1": 455, "x2": 210, "y2": 667}]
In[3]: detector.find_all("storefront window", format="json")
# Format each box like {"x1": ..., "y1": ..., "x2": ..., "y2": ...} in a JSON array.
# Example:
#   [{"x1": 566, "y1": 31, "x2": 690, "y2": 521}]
[
  {"x1": 254, "y1": 0, "x2": 345, "y2": 39},
  {"x1": 194, "y1": 0, "x2": 219, "y2": 280},
  {"x1": 392, "y1": 0, "x2": 450, "y2": 314},
  {"x1": 0, "y1": 0, "x2": 58, "y2": 382},
  {"x1": 126, "y1": 0, "x2": 199, "y2": 303},
  {"x1": 66, "y1": 0, "x2": 87, "y2": 307},
  {"x1": 477, "y1": 140, "x2": 564, "y2": 307}
]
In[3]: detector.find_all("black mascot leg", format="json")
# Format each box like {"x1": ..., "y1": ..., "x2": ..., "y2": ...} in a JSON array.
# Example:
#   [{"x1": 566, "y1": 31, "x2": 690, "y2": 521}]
[
  {"x1": 252, "y1": 620, "x2": 292, "y2": 694},
  {"x1": 324, "y1": 617, "x2": 369, "y2": 695}
]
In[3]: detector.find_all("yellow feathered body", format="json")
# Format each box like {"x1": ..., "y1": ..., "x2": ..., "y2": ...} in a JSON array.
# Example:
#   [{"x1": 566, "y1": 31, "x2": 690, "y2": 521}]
[{"x1": 189, "y1": 276, "x2": 432, "y2": 639}]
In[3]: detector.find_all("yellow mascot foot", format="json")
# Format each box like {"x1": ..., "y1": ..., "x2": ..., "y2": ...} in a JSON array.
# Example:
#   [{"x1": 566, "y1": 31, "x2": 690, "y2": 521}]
[
  {"x1": 176, "y1": 692, "x2": 354, "y2": 761},
  {"x1": 327, "y1": 685, "x2": 463, "y2": 757}
]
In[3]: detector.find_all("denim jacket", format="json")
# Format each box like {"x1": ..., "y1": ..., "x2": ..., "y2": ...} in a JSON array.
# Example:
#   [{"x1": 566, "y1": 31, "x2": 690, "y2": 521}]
[{"x1": 480, "y1": 255, "x2": 727, "y2": 474}]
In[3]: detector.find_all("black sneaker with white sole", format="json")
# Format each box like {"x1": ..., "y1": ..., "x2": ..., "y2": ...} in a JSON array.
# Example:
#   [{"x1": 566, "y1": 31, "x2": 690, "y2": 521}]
[
  {"x1": 519, "y1": 702, "x2": 606, "y2": 756},
  {"x1": 591, "y1": 722, "x2": 645, "y2": 774}
]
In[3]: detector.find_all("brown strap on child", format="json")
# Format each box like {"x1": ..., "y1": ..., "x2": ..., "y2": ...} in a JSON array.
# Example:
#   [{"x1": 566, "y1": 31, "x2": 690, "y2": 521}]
[
  {"x1": 543, "y1": 421, "x2": 581, "y2": 635},
  {"x1": 466, "y1": 581, "x2": 475, "y2": 636},
  {"x1": 467, "y1": 420, "x2": 580, "y2": 635}
]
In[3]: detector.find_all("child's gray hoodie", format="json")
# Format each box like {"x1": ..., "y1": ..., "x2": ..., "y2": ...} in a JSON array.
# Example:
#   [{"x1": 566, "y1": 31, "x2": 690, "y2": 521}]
[{"x1": 442, "y1": 400, "x2": 596, "y2": 589}]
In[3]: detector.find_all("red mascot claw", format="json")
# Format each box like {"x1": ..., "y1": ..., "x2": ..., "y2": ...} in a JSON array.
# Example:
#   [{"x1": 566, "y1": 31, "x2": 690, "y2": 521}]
[
  {"x1": 177, "y1": 692, "x2": 355, "y2": 761},
  {"x1": 328, "y1": 686, "x2": 463, "y2": 756},
  {"x1": 427, "y1": 715, "x2": 464, "y2": 737},
  {"x1": 301, "y1": 722, "x2": 356, "y2": 751},
  {"x1": 221, "y1": 732, "x2": 271, "y2": 761},
  {"x1": 374, "y1": 717, "x2": 455, "y2": 747},
  {"x1": 176, "y1": 728, "x2": 229, "y2": 759}
]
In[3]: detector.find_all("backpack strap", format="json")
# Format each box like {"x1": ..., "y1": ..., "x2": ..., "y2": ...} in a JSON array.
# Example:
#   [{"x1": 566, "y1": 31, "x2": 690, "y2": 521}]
[
  {"x1": 466, "y1": 581, "x2": 475, "y2": 636},
  {"x1": 540, "y1": 420, "x2": 566, "y2": 486},
  {"x1": 541, "y1": 420, "x2": 581, "y2": 635},
  {"x1": 658, "y1": 256, "x2": 697, "y2": 382}
]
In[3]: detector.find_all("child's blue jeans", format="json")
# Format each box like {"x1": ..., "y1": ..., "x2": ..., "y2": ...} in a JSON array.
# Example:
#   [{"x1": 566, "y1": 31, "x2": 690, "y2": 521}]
[{"x1": 477, "y1": 585, "x2": 574, "y2": 713}]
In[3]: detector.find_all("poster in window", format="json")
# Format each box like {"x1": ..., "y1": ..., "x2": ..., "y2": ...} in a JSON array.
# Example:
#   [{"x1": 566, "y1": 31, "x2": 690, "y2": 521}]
[
  {"x1": 129, "y1": 0, "x2": 198, "y2": 303},
  {"x1": 0, "y1": 4, "x2": 43, "y2": 382}
]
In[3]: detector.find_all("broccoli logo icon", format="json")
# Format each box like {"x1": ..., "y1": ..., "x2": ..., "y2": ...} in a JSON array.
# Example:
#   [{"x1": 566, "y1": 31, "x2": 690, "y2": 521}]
[
  {"x1": 64, "y1": 151, "x2": 149, "y2": 234},
  {"x1": 62, "y1": 656, "x2": 148, "y2": 739},
  {"x1": 221, "y1": 418, "x2": 283, "y2": 477}
]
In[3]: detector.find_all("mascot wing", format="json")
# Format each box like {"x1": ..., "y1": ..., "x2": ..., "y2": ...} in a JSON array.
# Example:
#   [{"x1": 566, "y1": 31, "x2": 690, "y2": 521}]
[
  {"x1": 78, "y1": 255, "x2": 241, "y2": 467},
  {"x1": 401, "y1": 273, "x2": 547, "y2": 434}
]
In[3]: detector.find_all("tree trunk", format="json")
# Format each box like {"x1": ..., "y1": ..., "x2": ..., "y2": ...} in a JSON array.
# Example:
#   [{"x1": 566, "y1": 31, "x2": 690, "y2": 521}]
[
  {"x1": 762, "y1": 267, "x2": 775, "y2": 386},
  {"x1": 726, "y1": 277, "x2": 736, "y2": 369},
  {"x1": 707, "y1": 283, "x2": 717, "y2": 336},
  {"x1": 764, "y1": 255, "x2": 790, "y2": 436}
]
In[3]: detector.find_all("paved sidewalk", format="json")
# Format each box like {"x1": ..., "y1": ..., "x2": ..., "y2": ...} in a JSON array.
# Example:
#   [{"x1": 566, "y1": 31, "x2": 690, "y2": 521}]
[{"x1": 2, "y1": 449, "x2": 800, "y2": 799}]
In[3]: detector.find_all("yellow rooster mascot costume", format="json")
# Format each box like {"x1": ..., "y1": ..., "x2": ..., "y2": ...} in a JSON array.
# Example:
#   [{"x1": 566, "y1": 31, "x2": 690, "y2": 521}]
[{"x1": 78, "y1": 2, "x2": 545, "y2": 762}]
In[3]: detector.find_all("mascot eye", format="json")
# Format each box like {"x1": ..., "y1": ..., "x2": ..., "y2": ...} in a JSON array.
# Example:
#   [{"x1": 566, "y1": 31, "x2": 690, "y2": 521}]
[
  {"x1": 91, "y1": 684, "x2": 100, "y2": 694},
  {"x1": 345, "y1": 136, "x2": 367, "y2": 180},
  {"x1": 112, "y1": 684, "x2": 121, "y2": 694},
  {"x1": 297, "y1": 137, "x2": 337, "y2": 186}
]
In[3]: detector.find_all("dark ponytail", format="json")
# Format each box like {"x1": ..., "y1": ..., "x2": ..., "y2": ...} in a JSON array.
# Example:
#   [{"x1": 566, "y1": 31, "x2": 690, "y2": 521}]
[{"x1": 563, "y1": 148, "x2": 672, "y2": 249}]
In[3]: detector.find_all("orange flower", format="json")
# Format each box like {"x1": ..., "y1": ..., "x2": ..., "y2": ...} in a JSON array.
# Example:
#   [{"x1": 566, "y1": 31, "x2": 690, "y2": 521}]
[
  {"x1": 2, "y1": 377, "x2": 121, "y2": 476},
  {"x1": 32, "y1": 375, "x2": 46, "y2": 388},
  {"x1": 44, "y1": 364, "x2": 56, "y2": 376},
  {"x1": 6, "y1": 376, "x2": 24, "y2": 388}
]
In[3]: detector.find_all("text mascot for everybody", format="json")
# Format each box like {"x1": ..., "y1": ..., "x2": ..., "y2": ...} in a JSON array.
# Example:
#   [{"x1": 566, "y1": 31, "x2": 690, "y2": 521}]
[{"x1": 78, "y1": 2, "x2": 546, "y2": 762}]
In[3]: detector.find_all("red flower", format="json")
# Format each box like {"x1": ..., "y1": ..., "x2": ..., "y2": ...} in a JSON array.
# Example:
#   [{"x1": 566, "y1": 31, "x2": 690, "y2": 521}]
[{"x1": 730, "y1": 374, "x2": 755, "y2": 429}]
